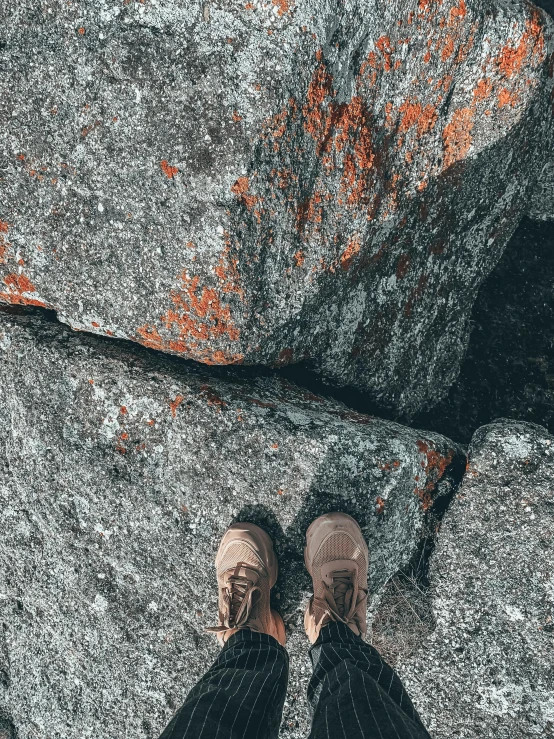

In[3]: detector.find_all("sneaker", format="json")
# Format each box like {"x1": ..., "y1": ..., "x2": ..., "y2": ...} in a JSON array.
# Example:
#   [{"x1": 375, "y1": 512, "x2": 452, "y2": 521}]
[
  {"x1": 304, "y1": 512, "x2": 369, "y2": 643},
  {"x1": 206, "y1": 522, "x2": 286, "y2": 646}
]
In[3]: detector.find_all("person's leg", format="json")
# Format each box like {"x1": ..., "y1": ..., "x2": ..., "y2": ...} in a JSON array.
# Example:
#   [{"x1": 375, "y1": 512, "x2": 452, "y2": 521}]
[
  {"x1": 303, "y1": 512, "x2": 431, "y2": 739},
  {"x1": 158, "y1": 522, "x2": 288, "y2": 739},
  {"x1": 307, "y1": 622, "x2": 431, "y2": 738},
  {"x1": 159, "y1": 629, "x2": 289, "y2": 739}
]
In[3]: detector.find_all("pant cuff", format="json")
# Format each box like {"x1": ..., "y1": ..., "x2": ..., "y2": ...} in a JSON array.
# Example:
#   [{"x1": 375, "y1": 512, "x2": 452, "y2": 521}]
[
  {"x1": 222, "y1": 627, "x2": 289, "y2": 656},
  {"x1": 311, "y1": 621, "x2": 364, "y2": 648}
]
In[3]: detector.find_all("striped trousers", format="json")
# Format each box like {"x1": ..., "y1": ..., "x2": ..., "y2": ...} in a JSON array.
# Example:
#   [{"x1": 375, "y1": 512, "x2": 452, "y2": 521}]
[{"x1": 159, "y1": 622, "x2": 431, "y2": 739}]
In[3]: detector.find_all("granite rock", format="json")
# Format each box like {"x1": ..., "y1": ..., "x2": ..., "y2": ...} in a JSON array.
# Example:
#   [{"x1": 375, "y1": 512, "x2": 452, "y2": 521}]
[
  {"x1": 398, "y1": 420, "x2": 554, "y2": 738},
  {"x1": 528, "y1": 159, "x2": 554, "y2": 221},
  {"x1": 0, "y1": 311, "x2": 463, "y2": 738},
  {"x1": 0, "y1": 0, "x2": 553, "y2": 414}
]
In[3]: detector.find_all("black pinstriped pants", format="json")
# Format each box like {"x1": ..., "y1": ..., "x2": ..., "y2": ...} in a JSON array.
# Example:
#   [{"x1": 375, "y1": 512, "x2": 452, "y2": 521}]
[{"x1": 159, "y1": 622, "x2": 431, "y2": 739}]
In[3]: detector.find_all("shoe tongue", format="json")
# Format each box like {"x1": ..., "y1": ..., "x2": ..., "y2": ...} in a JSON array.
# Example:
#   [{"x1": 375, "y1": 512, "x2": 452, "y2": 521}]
[
  {"x1": 224, "y1": 566, "x2": 259, "y2": 586},
  {"x1": 331, "y1": 570, "x2": 354, "y2": 617}
]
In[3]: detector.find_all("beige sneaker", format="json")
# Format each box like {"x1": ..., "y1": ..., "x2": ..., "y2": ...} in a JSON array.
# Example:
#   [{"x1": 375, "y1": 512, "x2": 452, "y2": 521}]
[
  {"x1": 206, "y1": 522, "x2": 286, "y2": 646},
  {"x1": 304, "y1": 512, "x2": 369, "y2": 644}
]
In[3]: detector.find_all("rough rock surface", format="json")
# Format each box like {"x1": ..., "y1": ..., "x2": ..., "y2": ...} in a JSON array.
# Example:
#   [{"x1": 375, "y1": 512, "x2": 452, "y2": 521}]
[
  {"x1": 398, "y1": 420, "x2": 554, "y2": 738},
  {"x1": 413, "y1": 216, "x2": 554, "y2": 443},
  {"x1": 528, "y1": 159, "x2": 554, "y2": 220},
  {"x1": 0, "y1": 312, "x2": 463, "y2": 739},
  {"x1": 1, "y1": 1, "x2": 553, "y2": 415}
]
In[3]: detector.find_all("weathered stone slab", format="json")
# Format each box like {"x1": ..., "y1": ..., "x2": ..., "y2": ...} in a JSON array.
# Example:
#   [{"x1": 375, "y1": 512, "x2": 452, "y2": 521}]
[
  {"x1": 0, "y1": 312, "x2": 463, "y2": 738},
  {"x1": 0, "y1": 0, "x2": 553, "y2": 414},
  {"x1": 399, "y1": 420, "x2": 554, "y2": 738}
]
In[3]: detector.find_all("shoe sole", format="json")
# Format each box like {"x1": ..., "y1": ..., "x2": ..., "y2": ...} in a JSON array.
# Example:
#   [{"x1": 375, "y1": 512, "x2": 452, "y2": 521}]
[{"x1": 304, "y1": 512, "x2": 368, "y2": 576}]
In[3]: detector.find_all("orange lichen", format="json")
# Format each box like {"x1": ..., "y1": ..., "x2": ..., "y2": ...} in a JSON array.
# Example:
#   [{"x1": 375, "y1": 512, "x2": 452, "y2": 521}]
[
  {"x1": 78, "y1": 26, "x2": 85, "y2": 34},
  {"x1": 272, "y1": 0, "x2": 292, "y2": 15},
  {"x1": 449, "y1": 0, "x2": 466, "y2": 21},
  {"x1": 215, "y1": 242, "x2": 244, "y2": 298},
  {"x1": 81, "y1": 120, "x2": 101, "y2": 138},
  {"x1": 303, "y1": 55, "x2": 375, "y2": 212},
  {"x1": 441, "y1": 36, "x2": 455, "y2": 61},
  {"x1": 442, "y1": 107, "x2": 474, "y2": 168},
  {"x1": 0, "y1": 222, "x2": 8, "y2": 263},
  {"x1": 384, "y1": 102, "x2": 395, "y2": 129},
  {"x1": 414, "y1": 485, "x2": 433, "y2": 510},
  {"x1": 120, "y1": 406, "x2": 128, "y2": 415},
  {"x1": 169, "y1": 395, "x2": 185, "y2": 418},
  {"x1": 339, "y1": 235, "x2": 361, "y2": 270},
  {"x1": 0, "y1": 273, "x2": 50, "y2": 307},
  {"x1": 413, "y1": 437, "x2": 454, "y2": 510},
  {"x1": 473, "y1": 78, "x2": 493, "y2": 100},
  {"x1": 136, "y1": 265, "x2": 242, "y2": 365},
  {"x1": 398, "y1": 99, "x2": 438, "y2": 137},
  {"x1": 497, "y1": 87, "x2": 519, "y2": 107},
  {"x1": 137, "y1": 324, "x2": 164, "y2": 350},
  {"x1": 232, "y1": 110, "x2": 243, "y2": 122},
  {"x1": 455, "y1": 21, "x2": 478, "y2": 63},
  {"x1": 303, "y1": 61, "x2": 335, "y2": 152},
  {"x1": 296, "y1": 191, "x2": 323, "y2": 232},
  {"x1": 294, "y1": 250, "x2": 305, "y2": 267},
  {"x1": 231, "y1": 177, "x2": 259, "y2": 210},
  {"x1": 265, "y1": 109, "x2": 287, "y2": 140},
  {"x1": 375, "y1": 496, "x2": 386, "y2": 515},
  {"x1": 164, "y1": 273, "x2": 239, "y2": 343},
  {"x1": 496, "y1": 14, "x2": 545, "y2": 80},
  {"x1": 376, "y1": 36, "x2": 394, "y2": 72},
  {"x1": 417, "y1": 440, "x2": 455, "y2": 478},
  {"x1": 160, "y1": 160, "x2": 179, "y2": 179},
  {"x1": 272, "y1": 167, "x2": 296, "y2": 193},
  {"x1": 360, "y1": 51, "x2": 379, "y2": 76},
  {"x1": 423, "y1": 51, "x2": 432, "y2": 63}
]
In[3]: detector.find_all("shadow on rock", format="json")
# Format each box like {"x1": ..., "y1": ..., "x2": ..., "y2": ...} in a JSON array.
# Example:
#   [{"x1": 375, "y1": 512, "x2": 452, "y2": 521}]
[
  {"x1": 236, "y1": 446, "x2": 466, "y2": 636},
  {"x1": 0, "y1": 709, "x2": 17, "y2": 739}
]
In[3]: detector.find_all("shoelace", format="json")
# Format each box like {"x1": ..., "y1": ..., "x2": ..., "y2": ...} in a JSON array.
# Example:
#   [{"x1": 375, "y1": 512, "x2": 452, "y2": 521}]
[
  {"x1": 206, "y1": 574, "x2": 260, "y2": 636},
  {"x1": 312, "y1": 569, "x2": 367, "y2": 630}
]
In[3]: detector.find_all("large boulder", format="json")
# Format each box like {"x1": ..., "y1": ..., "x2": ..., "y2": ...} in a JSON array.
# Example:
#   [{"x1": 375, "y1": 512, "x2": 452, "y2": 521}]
[
  {"x1": 0, "y1": 311, "x2": 464, "y2": 739},
  {"x1": 1, "y1": 0, "x2": 553, "y2": 415},
  {"x1": 398, "y1": 420, "x2": 554, "y2": 738}
]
